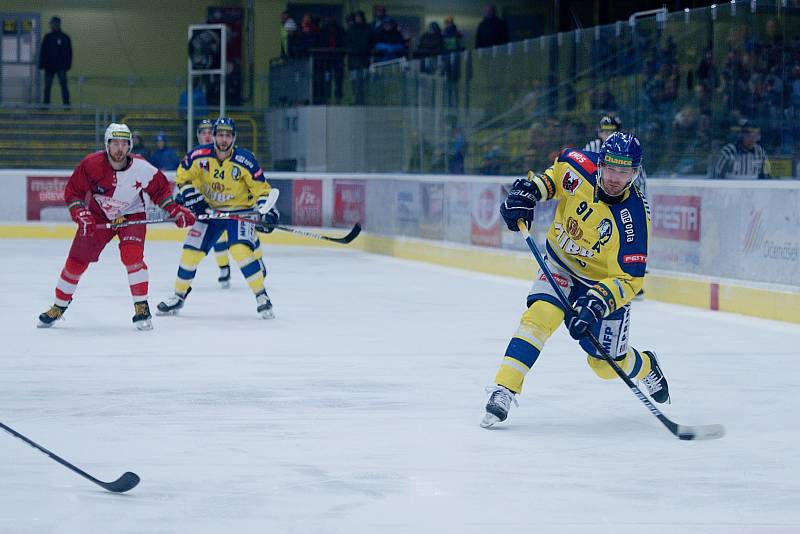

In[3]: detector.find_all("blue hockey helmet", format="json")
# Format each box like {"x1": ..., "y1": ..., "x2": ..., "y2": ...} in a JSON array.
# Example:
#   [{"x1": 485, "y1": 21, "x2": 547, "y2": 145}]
[
  {"x1": 196, "y1": 118, "x2": 213, "y2": 135},
  {"x1": 598, "y1": 131, "x2": 642, "y2": 194},
  {"x1": 212, "y1": 117, "x2": 237, "y2": 149}
]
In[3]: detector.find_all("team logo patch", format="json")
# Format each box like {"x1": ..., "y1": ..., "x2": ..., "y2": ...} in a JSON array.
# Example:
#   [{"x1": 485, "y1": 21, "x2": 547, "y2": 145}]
[
  {"x1": 566, "y1": 217, "x2": 584, "y2": 240},
  {"x1": 597, "y1": 218, "x2": 613, "y2": 245},
  {"x1": 231, "y1": 166, "x2": 241, "y2": 180},
  {"x1": 199, "y1": 160, "x2": 209, "y2": 171},
  {"x1": 562, "y1": 171, "x2": 582, "y2": 195}
]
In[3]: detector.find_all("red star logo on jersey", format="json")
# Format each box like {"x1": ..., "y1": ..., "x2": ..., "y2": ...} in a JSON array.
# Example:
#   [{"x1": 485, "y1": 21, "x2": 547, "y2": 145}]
[{"x1": 133, "y1": 180, "x2": 143, "y2": 190}]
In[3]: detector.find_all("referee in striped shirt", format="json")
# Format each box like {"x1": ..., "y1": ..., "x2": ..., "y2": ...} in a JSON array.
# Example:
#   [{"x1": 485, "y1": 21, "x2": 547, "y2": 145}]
[{"x1": 712, "y1": 119, "x2": 771, "y2": 179}]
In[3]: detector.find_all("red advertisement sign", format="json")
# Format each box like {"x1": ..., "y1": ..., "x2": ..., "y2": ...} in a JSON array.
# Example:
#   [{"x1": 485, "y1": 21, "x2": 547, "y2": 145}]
[
  {"x1": 292, "y1": 179, "x2": 322, "y2": 227},
  {"x1": 27, "y1": 176, "x2": 69, "y2": 220},
  {"x1": 333, "y1": 180, "x2": 365, "y2": 227},
  {"x1": 471, "y1": 183, "x2": 501, "y2": 247},
  {"x1": 652, "y1": 194, "x2": 701, "y2": 241}
]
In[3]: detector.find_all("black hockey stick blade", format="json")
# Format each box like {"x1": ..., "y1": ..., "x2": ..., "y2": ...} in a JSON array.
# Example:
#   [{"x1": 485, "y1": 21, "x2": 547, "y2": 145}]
[
  {"x1": 1, "y1": 421, "x2": 140, "y2": 493},
  {"x1": 100, "y1": 471, "x2": 141, "y2": 493},
  {"x1": 271, "y1": 222, "x2": 362, "y2": 244}
]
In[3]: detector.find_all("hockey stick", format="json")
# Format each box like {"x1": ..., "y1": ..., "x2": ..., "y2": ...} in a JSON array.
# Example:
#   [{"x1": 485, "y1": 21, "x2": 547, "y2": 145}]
[
  {"x1": 98, "y1": 212, "x2": 362, "y2": 244},
  {"x1": 515, "y1": 220, "x2": 725, "y2": 441},
  {"x1": 0, "y1": 421, "x2": 140, "y2": 493},
  {"x1": 205, "y1": 210, "x2": 363, "y2": 244}
]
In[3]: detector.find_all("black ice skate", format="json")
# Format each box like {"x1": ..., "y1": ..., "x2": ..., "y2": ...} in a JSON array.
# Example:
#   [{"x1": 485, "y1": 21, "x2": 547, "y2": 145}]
[
  {"x1": 37, "y1": 304, "x2": 68, "y2": 328},
  {"x1": 480, "y1": 385, "x2": 518, "y2": 428},
  {"x1": 218, "y1": 266, "x2": 231, "y2": 289},
  {"x1": 640, "y1": 350, "x2": 670, "y2": 404},
  {"x1": 256, "y1": 290, "x2": 274, "y2": 319},
  {"x1": 156, "y1": 287, "x2": 191, "y2": 315},
  {"x1": 132, "y1": 301, "x2": 153, "y2": 331}
]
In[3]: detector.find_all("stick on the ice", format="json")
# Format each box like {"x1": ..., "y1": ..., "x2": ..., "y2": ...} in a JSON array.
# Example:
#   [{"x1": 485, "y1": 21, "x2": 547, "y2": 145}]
[
  {"x1": 515, "y1": 219, "x2": 725, "y2": 441},
  {"x1": 0, "y1": 421, "x2": 140, "y2": 493}
]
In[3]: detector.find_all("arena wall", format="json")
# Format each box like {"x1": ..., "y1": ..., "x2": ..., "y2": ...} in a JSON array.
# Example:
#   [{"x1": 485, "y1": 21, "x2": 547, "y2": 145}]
[{"x1": 1, "y1": 169, "x2": 797, "y2": 323}]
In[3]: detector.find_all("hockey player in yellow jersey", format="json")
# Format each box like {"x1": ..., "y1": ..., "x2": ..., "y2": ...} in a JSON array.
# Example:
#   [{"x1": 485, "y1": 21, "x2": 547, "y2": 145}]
[
  {"x1": 193, "y1": 119, "x2": 266, "y2": 289},
  {"x1": 481, "y1": 132, "x2": 669, "y2": 428},
  {"x1": 157, "y1": 117, "x2": 280, "y2": 319}
]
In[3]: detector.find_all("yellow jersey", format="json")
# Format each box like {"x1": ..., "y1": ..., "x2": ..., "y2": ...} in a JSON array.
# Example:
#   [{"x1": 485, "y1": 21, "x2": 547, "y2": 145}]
[
  {"x1": 176, "y1": 144, "x2": 271, "y2": 211},
  {"x1": 528, "y1": 148, "x2": 650, "y2": 313}
]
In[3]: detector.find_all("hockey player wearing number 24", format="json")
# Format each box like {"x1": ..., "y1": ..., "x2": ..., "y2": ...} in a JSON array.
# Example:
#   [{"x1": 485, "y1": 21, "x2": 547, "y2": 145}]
[
  {"x1": 157, "y1": 117, "x2": 279, "y2": 319},
  {"x1": 37, "y1": 123, "x2": 196, "y2": 331},
  {"x1": 482, "y1": 132, "x2": 670, "y2": 428}
]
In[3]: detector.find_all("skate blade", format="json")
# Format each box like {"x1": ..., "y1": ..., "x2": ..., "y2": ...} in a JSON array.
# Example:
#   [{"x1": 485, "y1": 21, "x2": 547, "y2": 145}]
[
  {"x1": 219, "y1": 280, "x2": 230, "y2": 289},
  {"x1": 259, "y1": 310, "x2": 275, "y2": 319},
  {"x1": 36, "y1": 320, "x2": 55, "y2": 328},
  {"x1": 155, "y1": 307, "x2": 180, "y2": 316},
  {"x1": 480, "y1": 413, "x2": 500, "y2": 428},
  {"x1": 135, "y1": 319, "x2": 153, "y2": 331}
]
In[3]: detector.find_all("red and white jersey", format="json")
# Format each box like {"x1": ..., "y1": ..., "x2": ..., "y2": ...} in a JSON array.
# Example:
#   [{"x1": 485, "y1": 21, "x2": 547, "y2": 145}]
[{"x1": 64, "y1": 152, "x2": 174, "y2": 221}]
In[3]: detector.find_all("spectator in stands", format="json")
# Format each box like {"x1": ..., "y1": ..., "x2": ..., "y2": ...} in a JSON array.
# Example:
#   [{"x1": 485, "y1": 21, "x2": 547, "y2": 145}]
[
  {"x1": 712, "y1": 119, "x2": 771, "y2": 179},
  {"x1": 475, "y1": 5, "x2": 509, "y2": 49},
  {"x1": 178, "y1": 80, "x2": 208, "y2": 118},
  {"x1": 280, "y1": 11, "x2": 298, "y2": 58},
  {"x1": 442, "y1": 17, "x2": 464, "y2": 107},
  {"x1": 480, "y1": 144, "x2": 502, "y2": 175},
  {"x1": 589, "y1": 84, "x2": 617, "y2": 112},
  {"x1": 294, "y1": 14, "x2": 320, "y2": 58},
  {"x1": 448, "y1": 125, "x2": 467, "y2": 174},
  {"x1": 149, "y1": 132, "x2": 181, "y2": 171},
  {"x1": 372, "y1": 5, "x2": 388, "y2": 33},
  {"x1": 417, "y1": 22, "x2": 444, "y2": 58},
  {"x1": 319, "y1": 15, "x2": 345, "y2": 104},
  {"x1": 38, "y1": 16, "x2": 72, "y2": 106},
  {"x1": 130, "y1": 131, "x2": 151, "y2": 162},
  {"x1": 373, "y1": 17, "x2": 406, "y2": 61},
  {"x1": 344, "y1": 11, "x2": 372, "y2": 105}
]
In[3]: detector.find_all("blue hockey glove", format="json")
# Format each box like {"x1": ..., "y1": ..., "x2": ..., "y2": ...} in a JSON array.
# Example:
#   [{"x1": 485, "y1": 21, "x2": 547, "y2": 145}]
[
  {"x1": 258, "y1": 208, "x2": 280, "y2": 234},
  {"x1": 567, "y1": 292, "x2": 608, "y2": 340},
  {"x1": 500, "y1": 175, "x2": 540, "y2": 231},
  {"x1": 181, "y1": 188, "x2": 209, "y2": 216}
]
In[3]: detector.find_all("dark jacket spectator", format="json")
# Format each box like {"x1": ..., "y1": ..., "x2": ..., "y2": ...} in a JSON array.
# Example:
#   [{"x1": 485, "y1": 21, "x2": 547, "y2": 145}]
[
  {"x1": 38, "y1": 17, "x2": 72, "y2": 105},
  {"x1": 475, "y1": 6, "x2": 509, "y2": 49},
  {"x1": 150, "y1": 133, "x2": 181, "y2": 171},
  {"x1": 294, "y1": 14, "x2": 321, "y2": 58},
  {"x1": 442, "y1": 17, "x2": 464, "y2": 52},
  {"x1": 130, "y1": 132, "x2": 151, "y2": 163},
  {"x1": 417, "y1": 22, "x2": 444, "y2": 58},
  {"x1": 344, "y1": 11, "x2": 373, "y2": 70},
  {"x1": 373, "y1": 17, "x2": 406, "y2": 61}
]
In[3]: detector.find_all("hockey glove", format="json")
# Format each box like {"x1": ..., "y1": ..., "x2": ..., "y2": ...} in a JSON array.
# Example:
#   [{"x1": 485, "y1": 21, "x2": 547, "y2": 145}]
[
  {"x1": 164, "y1": 202, "x2": 196, "y2": 228},
  {"x1": 70, "y1": 206, "x2": 96, "y2": 238},
  {"x1": 567, "y1": 291, "x2": 608, "y2": 341},
  {"x1": 500, "y1": 175, "x2": 540, "y2": 231},
  {"x1": 181, "y1": 188, "x2": 209, "y2": 216},
  {"x1": 258, "y1": 208, "x2": 280, "y2": 234}
]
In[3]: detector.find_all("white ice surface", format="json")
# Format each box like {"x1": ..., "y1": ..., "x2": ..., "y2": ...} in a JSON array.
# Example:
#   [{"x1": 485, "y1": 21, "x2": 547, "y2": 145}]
[{"x1": 1, "y1": 238, "x2": 799, "y2": 534}]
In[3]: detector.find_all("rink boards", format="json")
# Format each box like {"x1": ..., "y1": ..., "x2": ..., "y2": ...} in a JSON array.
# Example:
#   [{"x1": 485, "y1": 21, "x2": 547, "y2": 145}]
[{"x1": 0, "y1": 170, "x2": 798, "y2": 324}]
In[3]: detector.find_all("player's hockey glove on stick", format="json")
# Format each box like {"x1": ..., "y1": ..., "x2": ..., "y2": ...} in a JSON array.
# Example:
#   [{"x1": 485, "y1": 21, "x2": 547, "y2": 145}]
[
  {"x1": 567, "y1": 290, "x2": 608, "y2": 340},
  {"x1": 500, "y1": 174, "x2": 540, "y2": 231}
]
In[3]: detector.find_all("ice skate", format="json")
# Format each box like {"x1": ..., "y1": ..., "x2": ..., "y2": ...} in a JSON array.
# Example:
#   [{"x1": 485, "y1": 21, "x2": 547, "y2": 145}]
[
  {"x1": 132, "y1": 301, "x2": 153, "y2": 331},
  {"x1": 640, "y1": 350, "x2": 670, "y2": 404},
  {"x1": 37, "y1": 304, "x2": 68, "y2": 328},
  {"x1": 256, "y1": 290, "x2": 274, "y2": 319},
  {"x1": 218, "y1": 266, "x2": 231, "y2": 289},
  {"x1": 480, "y1": 385, "x2": 518, "y2": 428},
  {"x1": 156, "y1": 287, "x2": 191, "y2": 315}
]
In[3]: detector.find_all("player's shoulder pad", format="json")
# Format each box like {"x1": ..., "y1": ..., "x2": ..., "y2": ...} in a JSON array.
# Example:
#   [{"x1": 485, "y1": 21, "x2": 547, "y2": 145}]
[
  {"x1": 231, "y1": 147, "x2": 260, "y2": 172},
  {"x1": 558, "y1": 148, "x2": 598, "y2": 180},
  {"x1": 186, "y1": 144, "x2": 213, "y2": 163}
]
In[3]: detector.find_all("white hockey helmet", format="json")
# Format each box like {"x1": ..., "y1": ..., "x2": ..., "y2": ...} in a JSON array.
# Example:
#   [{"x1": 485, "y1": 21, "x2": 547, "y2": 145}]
[{"x1": 104, "y1": 123, "x2": 132, "y2": 154}]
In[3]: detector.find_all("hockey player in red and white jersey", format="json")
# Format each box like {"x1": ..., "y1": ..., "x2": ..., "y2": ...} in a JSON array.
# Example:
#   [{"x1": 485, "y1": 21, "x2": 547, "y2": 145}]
[{"x1": 37, "y1": 123, "x2": 196, "y2": 330}]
